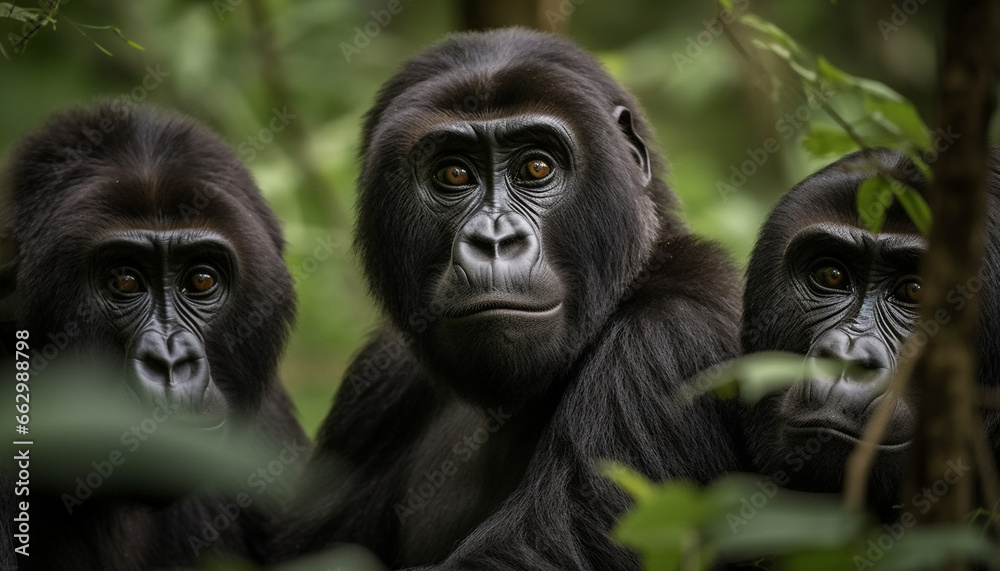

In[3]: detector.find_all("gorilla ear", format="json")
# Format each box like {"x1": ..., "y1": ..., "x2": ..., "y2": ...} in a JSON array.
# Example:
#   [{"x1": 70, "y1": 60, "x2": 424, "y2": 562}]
[{"x1": 613, "y1": 106, "x2": 652, "y2": 186}]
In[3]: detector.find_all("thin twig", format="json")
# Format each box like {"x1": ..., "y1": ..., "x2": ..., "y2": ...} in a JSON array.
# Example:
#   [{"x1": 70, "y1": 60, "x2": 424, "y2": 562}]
[
  {"x1": 843, "y1": 337, "x2": 918, "y2": 512},
  {"x1": 969, "y1": 414, "x2": 1000, "y2": 528},
  {"x1": 245, "y1": 0, "x2": 340, "y2": 228}
]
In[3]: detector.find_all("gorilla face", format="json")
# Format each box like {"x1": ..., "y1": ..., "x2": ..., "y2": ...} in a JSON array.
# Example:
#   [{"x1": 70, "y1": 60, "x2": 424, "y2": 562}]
[
  {"x1": 742, "y1": 149, "x2": 929, "y2": 505},
  {"x1": 761, "y1": 223, "x2": 923, "y2": 488},
  {"x1": 414, "y1": 115, "x2": 572, "y2": 396},
  {"x1": 356, "y1": 34, "x2": 661, "y2": 407},
  {"x1": 89, "y1": 229, "x2": 237, "y2": 426},
  {"x1": 9, "y1": 101, "x2": 295, "y2": 429}
]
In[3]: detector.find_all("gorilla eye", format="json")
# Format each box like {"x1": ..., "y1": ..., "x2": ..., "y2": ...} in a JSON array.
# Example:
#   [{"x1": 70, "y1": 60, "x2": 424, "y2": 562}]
[
  {"x1": 182, "y1": 269, "x2": 219, "y2": 296},
  {"x1": 811, "y1": 265, "x2": 849, "y2": 290},
  {"x1": 109, "y1": 270, "x2": 143, "y2": 296},
  {"x1": 520, "y1": 159, "x2": 552, "y2": 181},
  {"x1": 435, "y1": 165, "x2": 473, "y2": 188},
  {"x1": 894, "y1": 279, "x2": 922, "y2": 304}
]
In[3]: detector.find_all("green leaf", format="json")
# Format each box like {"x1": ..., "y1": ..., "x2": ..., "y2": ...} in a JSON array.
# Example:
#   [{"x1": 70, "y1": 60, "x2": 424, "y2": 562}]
[
  {"x1": 856, "y1": 176, "x2": 893, "y2": 234},
  {"x1": 788, "y1": 60, "x2": 818, "y2": 83},
  {"x1": 892, "y1": 180, "x2": 932, "y2": 236},
  {"x1": 717, "y1": 0, "x2": 734, "y2": 11},
  {"x1": 873, "y1": 528, "x2": 999, "y2": 571},
  {"x1": 706, "y1": 476, "x2": 864, "y2": 560},
  {"x1": 90, "y1": 40, "x2": 113, "y2": 56},
  {"x1": 863, "y1": 95, "x2": 932, "y2": 150},
  {"x1": 739, "y1": 14, "x2": 804, "y2": 59},
  {"x1": 71, "y1": 22, "x2": 145, "y2": 51},
  {"x1": 815, "y1": 56, "x2": 854, "y2": 91},
  {"x1": 904, "y1": 150, "x2": 933, "y2": 181},
  {"x1": 781, "y1": 547, "x2": 867, "y2": 571},
  {"x1": 274, "y1": 544, "x2": 387, "y2": 571},
  {"x1": 0, "y1": 3, "x2": 46, "y2": 24},
  {"x1": 601, "y1": 462, "x2": 656, "y2": 503},
  {"x1": 691, "y1": 352, "x2": 842, "y2": 403},
  {"x1": 750, "y1": 38, "x2": 792, "y2": 62},
  {"x1": 802, "y1": 124, "x2": 859, "y2": 157},
  {"x1": 610, "y1": 478, "x2": 712, "y2": 571},
  {"x1": 853, "y1": 77, "x2": 906, "y2": 103}
]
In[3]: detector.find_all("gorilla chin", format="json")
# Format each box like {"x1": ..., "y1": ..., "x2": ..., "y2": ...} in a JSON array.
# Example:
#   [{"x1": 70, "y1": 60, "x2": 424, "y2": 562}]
[
  {"x1": 428, "y1": 302, "x2": 570, "y2": 407},
  {"x1": 749, "y1": 352, "x2": 916, "y2": 503},
  {"x1": 425, "y1": 256, "x2": 569, "y2": 405}
]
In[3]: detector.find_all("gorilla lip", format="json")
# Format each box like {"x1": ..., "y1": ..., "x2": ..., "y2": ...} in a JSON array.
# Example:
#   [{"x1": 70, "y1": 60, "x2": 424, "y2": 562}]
[
  {"x1": 785, "y1": 419, "x2": 911, "y2": 451},
  {"x1": 445, "y1": 299, "x2": 562, "y2": 319}
]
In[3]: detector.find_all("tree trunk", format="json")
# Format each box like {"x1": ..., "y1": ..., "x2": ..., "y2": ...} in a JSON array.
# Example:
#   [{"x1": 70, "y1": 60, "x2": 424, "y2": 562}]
[{"x1": 905, "y1": 2, "x2": 998, "y2": 571}]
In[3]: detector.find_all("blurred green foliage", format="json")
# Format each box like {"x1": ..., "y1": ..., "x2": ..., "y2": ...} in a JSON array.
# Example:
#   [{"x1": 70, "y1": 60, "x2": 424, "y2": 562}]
[
  {"x1": 1, "y1": 0, "x2": 993, "y2": 436},
  {"x1": 604, "y1": 465, "x2": 1000, "y2": 570}
]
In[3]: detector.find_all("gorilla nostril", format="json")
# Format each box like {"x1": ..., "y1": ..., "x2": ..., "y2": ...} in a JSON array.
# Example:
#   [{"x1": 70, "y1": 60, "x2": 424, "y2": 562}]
[
  {"x1": 463, "y1": 232, "x2": 530, "y2": 261},
  {"x1": 131, "y1": 330, "x2": 210, "y2": 393},
  {"x1": 138, "y1": 355, "x2": 171, "y2": 384},
  {"x1": 468, "y1": 235, "x2": 497, "y2": 257},
  {"x1": 496, "y1": 235, "x2": 527, "y2": 258},
  {"x1": 452, "y1": 212, "x2": 541, "y2": 283},
  {"x1": 170, "y1": 358, "x2": 198, "y2": 385}
]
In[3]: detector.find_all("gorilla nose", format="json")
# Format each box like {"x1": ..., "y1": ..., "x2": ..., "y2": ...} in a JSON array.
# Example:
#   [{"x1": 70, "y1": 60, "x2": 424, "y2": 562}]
[
  {"x1": 453, "y1": 212, "x2": 539, "y2": 283},
  {"x1": 805, "y1": 329, "x2": 893, "y2": 403},
  {"x1": 130, "y1": 330, "x2": 211, "y2": 406}
]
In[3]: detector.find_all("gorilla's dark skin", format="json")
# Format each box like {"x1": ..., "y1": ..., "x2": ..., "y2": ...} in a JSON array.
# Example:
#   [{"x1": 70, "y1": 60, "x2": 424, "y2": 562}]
[
  {"x1": 0, "y1": 102, "x2": 308, "y2": 569},
  {"x1": 741, "y1": 148, "x2": 1000, "y2": 521},
  {"x1": 279, "y1": 29, "x2": 744, "y2": 570}
]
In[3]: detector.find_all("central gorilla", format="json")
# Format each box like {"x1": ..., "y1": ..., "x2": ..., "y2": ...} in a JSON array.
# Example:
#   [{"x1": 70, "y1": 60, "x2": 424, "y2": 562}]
[{"x1": 280, "y1": 29, "x2": 743, "y2": 569}]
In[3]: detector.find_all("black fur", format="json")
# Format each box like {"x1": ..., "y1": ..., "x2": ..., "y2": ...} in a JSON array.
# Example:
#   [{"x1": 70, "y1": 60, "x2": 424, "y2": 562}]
[
  {"x1": 0, "y1": 101, "x2": 308, "y2": 569},
  {"x1": 279, "y1": 29, "x2": 742, "y2": 570}
]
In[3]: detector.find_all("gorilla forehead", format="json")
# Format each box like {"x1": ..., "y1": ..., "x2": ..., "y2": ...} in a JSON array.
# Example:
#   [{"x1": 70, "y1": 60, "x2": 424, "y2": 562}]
[
  {"x1": 362, "y1": 29, "x2": 652, "y2": 160},
  {"x1": 758, "y1": 149, "x2": 928, "y2": 254},
  {"x1": 9, "y1": 103, "x2": 285, "y2": 263}
]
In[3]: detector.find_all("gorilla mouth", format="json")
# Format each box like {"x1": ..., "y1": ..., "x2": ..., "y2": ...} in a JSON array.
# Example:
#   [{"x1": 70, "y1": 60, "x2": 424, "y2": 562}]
[
  {"x1": 786, "y1": 419, "x2": 911, "y2": 451},
  {"x1": 446, "y1": 299, "x2": 563, "y2": 319},
  {"x1": 171, "y1": 416, "x2": 227, "y2": 432}
]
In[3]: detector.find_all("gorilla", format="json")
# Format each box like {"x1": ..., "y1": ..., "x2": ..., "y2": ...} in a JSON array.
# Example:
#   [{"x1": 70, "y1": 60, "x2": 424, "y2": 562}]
[
  {"x1": 741, "y1": 147, "x2": 1000, "y2": 519},
  {"x1": 0, "y1": 101, "x2": 308, "y2": 569},
  {"x1": 279, "y1": 29, "x2": 744, "y2": 569}
]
